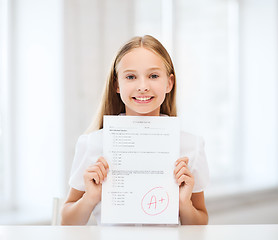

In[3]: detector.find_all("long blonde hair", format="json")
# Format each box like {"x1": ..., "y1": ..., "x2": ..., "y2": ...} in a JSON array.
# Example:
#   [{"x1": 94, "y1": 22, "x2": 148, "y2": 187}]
[{"x1": 85, "y1": 35, "x2": 177, "y2": 133}]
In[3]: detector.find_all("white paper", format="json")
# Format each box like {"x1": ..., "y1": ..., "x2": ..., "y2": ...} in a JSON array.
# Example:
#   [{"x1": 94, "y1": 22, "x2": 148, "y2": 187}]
[{"x1": 101, "y1": 115, "x2": 180, "y2": 224}]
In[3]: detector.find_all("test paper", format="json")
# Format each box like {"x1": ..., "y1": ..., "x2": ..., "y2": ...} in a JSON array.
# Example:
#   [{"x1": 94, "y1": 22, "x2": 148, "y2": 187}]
[{"x1": 101, "y1": 115, "x2": 180, "y2": 224}]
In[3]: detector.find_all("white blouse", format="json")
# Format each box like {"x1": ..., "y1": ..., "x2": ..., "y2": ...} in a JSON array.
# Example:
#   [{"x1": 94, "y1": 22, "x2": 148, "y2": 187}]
[{"x1": 69, "y1": 129, "x2": 209, "y2": 225}]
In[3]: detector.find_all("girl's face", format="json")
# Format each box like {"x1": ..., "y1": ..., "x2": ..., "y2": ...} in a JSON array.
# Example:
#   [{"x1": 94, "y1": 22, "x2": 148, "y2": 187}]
[{"x1": 116, "y1": 47, "x2": 174, "y2": 116}]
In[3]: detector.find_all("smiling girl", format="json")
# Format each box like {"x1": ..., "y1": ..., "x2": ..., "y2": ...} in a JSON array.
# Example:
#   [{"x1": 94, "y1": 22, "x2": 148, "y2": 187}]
[{"x1": 61, "y1": 35, "x2": 209, "y2": 225}]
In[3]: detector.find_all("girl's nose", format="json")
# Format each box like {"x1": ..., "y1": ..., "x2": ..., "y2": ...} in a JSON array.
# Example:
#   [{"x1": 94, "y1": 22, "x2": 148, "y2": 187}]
[
  {"x1": 137, "y1": 87, "x2": 149, "y2": 92},
  {"x1": 137, "y1": 78, "x2": 150, "y2": 92}
]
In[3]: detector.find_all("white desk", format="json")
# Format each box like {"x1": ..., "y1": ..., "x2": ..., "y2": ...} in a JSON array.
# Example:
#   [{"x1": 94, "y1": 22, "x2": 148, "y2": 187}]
[{"x1": 0, "y1": 225, "x2": 277, "y2": 240}]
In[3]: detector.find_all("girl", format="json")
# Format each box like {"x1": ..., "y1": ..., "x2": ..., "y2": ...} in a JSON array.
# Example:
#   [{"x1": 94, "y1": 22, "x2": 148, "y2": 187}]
[{"x1": 61, "y1": 35, "x2": 209, "y2": 225}]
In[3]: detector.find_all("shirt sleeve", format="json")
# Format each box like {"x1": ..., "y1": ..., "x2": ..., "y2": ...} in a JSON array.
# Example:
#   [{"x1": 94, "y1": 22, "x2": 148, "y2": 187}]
[
  {"x1": 68, "y1": 134, "x2": 89, "y2": 191},
  {"x1": 68, "y1": 131, "x2": 103, "y2": 191},
  {"x1": 191, "y1": 136, "x2": 210, "y2": 193}
]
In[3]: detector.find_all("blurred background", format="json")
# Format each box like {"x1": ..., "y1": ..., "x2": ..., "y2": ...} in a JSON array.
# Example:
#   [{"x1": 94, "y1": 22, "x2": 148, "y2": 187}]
[{"x1": 0, "y1": 0, "x2": 277, "y2": 225}]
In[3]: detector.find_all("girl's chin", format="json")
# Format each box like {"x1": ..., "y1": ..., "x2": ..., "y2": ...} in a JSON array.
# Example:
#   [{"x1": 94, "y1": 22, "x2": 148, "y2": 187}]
[{"x1": 125, "y1": 108, "x2": 160, "y2": 116}]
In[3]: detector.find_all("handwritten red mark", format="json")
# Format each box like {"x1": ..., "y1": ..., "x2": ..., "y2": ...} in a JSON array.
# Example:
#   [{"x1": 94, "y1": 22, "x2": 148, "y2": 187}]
[
  {"x1": 148, "y1": 195, "x2": 157, "y2": 209},
  {"x1": 141, "y1": 187, "x2": 169, "y2": 216}
]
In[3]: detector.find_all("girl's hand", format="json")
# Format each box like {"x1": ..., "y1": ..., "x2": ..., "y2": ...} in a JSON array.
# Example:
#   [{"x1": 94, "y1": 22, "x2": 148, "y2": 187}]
[
  {"x1": 83, "y1": 157, "x2": 109, "y2": 204},
  {"x1": 174, "y1": 157, "x2": 194, "y2": 206}
]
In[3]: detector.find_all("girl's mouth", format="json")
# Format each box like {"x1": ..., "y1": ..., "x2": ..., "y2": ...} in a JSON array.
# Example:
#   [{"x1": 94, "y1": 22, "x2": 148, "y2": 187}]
[{"x1": 132, "y1": 96, "x2": 154, "y2": 103}]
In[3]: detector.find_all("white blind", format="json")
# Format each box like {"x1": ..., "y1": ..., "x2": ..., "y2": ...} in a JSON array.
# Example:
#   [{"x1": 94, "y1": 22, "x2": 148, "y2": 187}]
[{"x1": 134, "y1": 0, "x2": 278, "y2": 191}]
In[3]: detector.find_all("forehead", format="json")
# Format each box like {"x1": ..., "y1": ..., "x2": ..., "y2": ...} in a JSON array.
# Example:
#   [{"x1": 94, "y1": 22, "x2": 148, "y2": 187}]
[{"x1": 117, "y1": 47, "x2": 166, "y2": 72}]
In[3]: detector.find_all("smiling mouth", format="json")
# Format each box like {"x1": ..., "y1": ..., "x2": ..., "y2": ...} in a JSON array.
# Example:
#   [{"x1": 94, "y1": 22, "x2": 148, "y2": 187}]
[{"x1": 132, "y1": 96, "x2": 154, "y2": 103}]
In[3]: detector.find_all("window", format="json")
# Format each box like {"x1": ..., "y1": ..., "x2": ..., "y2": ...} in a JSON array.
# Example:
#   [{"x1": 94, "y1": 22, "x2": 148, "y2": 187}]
[
  {"x1": 174, "y1": 0, "x2": 239, "y2": 182},
  {"x1": 0, "y1": 0, "x2": 12, "y2": 211},
  {"x1": 134, "y1": 0, "x2": 278, "y2": 192},
  {"x1": 133, "y1": 0, "x2": 239, "y2": 182},
  {"x1": 0, "y1": 0, "x2": 64, "y2": 223}
]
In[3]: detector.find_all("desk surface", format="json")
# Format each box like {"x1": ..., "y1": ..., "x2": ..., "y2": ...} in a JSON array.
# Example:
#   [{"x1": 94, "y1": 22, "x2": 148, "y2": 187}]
[{"x1": 0, "y1": 225, "x2": 277, "y2": 240}]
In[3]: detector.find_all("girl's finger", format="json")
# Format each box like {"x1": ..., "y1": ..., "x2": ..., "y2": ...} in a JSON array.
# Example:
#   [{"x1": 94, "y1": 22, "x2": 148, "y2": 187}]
[
  {"x1": 175, "y1": 157, "x2": 189, "y2": 166},
  {"x1": 97, "y1": 157, "x2": 109, "y2": 170},
  {"x1": 177, "y1": 174, "x2": 194, "y2": 186},
  {"x1": 84, "y1": 171, "x2": 100, "y2": 184},
  {"x1": 175, "y1": 166, "x2": 192, "y2": 180},
  {"x1": 177, "y1": 174, "x2": 187, "y2": 186},
  {"x1": 87, "y1": 161, "x2": 108, "y2": 181},
  {"x1": 85, "y1": 162, "x2": 106, "y2": 182},
  {"x1": 86, "y1": 165, "x2": 99, "y2": 172},
  {"x1": 86, "y1": 164, "x2": 104, "y2": 181},
  {"x1": 95, "y1": 162, "x2": 107, "y2": 179},
  {"x1": 174, "y1": 160, "x2": 189, "y2": 175}
]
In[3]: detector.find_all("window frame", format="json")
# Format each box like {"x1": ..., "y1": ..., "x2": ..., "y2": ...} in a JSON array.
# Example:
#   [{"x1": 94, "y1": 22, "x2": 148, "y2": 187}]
[{"x1": 0, "y1": 0, "x2": 14, "y2": 211}]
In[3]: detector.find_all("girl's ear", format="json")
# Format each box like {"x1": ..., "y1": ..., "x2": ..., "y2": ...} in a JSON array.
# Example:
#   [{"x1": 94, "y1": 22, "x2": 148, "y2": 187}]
[
  {"x1": 114, "y1": 79, "x2": 120, "y2": 93},
  {"x1": 166, "y1": 74, "x2": 174, "y2": 93}
]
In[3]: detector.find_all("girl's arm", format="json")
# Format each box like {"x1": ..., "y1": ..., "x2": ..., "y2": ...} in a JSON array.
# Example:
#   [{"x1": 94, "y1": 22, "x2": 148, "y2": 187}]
[
  {"x1": 174, "y1": 157, "x2": 208, "y2": 225},
  {"x1": 61, "y1": 157, "x2": 109, "y2": 225},
  {"x1": 179, "y1": 191, "x2": 208, "y2": 225},
  {"x1": 61, "y1": 188, "x2": 98, "y2": 225}
]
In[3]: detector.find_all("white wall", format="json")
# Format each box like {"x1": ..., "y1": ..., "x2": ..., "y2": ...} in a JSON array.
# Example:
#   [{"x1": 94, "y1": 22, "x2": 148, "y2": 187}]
[
  {"x1": 12, "y1": 0, "x2": 64, "y2": 219},
  {"x1": 240, "y1": 0, "x2": 278, "y2": 188},
  {"x1": 63, "y1": 0, "x2": 135, "y2": 189}
]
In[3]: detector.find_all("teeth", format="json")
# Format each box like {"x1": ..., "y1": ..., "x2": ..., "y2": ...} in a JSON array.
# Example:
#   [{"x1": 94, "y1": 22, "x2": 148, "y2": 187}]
[{"x1": 135, "y1": 97, "x2": 152, "y2": 101}]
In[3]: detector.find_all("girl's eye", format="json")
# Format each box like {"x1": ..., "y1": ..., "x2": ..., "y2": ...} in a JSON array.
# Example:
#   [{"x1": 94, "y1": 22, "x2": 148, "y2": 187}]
[
  {"x1": 126, "y1": 75, "x2": 135, "y2": 80},
  {"x1": 150, "y1": 74, "x2": 159, "y2": 79}
]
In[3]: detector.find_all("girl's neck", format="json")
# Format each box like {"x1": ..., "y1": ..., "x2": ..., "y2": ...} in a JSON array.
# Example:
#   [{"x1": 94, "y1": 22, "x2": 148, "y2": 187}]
[
  {"x1": 120, "y1": 113, "x2": 168, "y2": 117},
  {"x1": 125, "y1": 107, "x2": 160, "y2": 116}
]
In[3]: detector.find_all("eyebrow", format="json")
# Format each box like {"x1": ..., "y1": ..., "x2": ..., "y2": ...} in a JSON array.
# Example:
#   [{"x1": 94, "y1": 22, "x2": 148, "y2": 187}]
[{"x1": 122, "y1": 67, "x2": 162, "y2": 73}]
